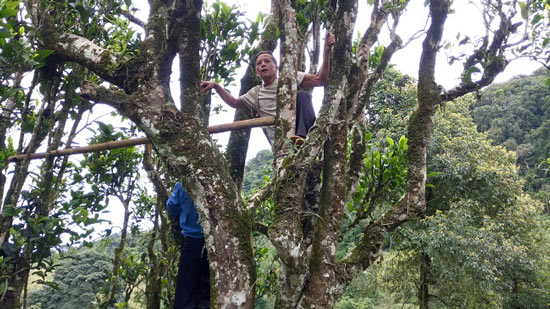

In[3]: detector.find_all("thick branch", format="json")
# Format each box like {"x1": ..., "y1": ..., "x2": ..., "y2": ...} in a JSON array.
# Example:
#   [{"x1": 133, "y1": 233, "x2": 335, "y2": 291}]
[
  {"x1": 246, "y1": 179, "x2": 275, "y2": 211},
  {"x1": 355, "y1": 0, "x2": 388, "y2": 72},
  {"x1": 341, "y1": 0, "x2": 450, "y2": 279},
  {"x1": 274, "y1": 0, "x2": 301, "y2": 158},
  {"x1": 39, "y1": 25, "x2": 127, "y2": 88},
  {"x1": 178, "y1": 0, "x2": 204, "y2": 121},
  {"x1": 80, "y1": 82, "x2": 136, "y2": 117}
]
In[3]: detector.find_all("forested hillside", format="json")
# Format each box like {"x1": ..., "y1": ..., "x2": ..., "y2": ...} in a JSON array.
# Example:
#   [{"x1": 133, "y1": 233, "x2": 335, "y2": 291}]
[{"x1": 471, "y1": 68, "x2": 550, "y2": 208}]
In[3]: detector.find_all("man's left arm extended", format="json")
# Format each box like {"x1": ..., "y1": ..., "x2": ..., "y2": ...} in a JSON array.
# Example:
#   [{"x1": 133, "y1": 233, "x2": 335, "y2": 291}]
[{"x1": 300, "y1": 33, "x2": 335, "y2": 88}]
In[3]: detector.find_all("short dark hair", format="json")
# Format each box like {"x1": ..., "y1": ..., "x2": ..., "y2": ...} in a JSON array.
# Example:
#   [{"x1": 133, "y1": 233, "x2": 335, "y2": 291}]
[{"x1": 253, "y1": 51, "x2": 277, "y2": 66}]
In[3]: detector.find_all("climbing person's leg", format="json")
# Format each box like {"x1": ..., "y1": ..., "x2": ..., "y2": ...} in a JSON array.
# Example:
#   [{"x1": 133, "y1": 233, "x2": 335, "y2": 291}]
[
  {"x1": 295, "y1": 91, "x2": 316, "y2": 138},
  {"x1": 174, "y1": 236, "x2": 204, "y2": 309},
  {"x1": 197, "y1": 246, "x2": 211, "y2": 309}
]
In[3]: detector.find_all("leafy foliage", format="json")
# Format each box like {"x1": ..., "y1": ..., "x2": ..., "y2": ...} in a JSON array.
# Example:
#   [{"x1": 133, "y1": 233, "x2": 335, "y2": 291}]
[
  {"x1": 471, "y1": 68, "x2": 550, "y2": 205},
  {"x1": 382, "y1": 98, "x2": 549, "y2": 307},
  {"x1": 200, "y1": 0, "x2": 264, "y2": 86},
  {"x1": 1, "y1": 0, "x2": 549, "y2": 307},
  {"x1": 242, "y1": 149, "x2": 273, "y2": 196},
  {"x1": 335, "y1": 74, "x2": 550, "y2": 307},
  {"x1": 28, "y1": 248, "x2": 113, "y2": 309}
]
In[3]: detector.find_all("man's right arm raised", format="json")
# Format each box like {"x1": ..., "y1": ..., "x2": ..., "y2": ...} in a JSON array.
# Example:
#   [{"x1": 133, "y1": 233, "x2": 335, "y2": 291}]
[{"x1": 200, "y1": 81, "x2": 244, "y2": 109}]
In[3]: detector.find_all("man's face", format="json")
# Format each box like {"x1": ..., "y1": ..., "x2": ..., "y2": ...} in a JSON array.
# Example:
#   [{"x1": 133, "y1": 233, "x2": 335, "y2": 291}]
[{"x1": 255, "y1": 54, "x2": 278, "y2": 83}]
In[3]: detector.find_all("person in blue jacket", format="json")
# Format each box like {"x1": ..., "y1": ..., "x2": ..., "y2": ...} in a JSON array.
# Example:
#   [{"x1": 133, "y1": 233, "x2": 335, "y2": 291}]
[{"x1": 166, "y1": 182, "x2": 210, "y2": 309}]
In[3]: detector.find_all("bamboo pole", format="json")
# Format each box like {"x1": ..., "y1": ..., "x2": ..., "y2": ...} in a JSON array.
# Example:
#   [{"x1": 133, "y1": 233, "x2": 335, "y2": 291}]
[{"x1": 7, "y1": 117, "x2": 275, "y2": 162}]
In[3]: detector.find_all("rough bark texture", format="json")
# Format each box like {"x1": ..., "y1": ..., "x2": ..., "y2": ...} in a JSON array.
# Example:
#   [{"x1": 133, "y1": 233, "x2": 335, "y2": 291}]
[
  {"x1": 269, "y1": 2, "x2": 307, "y2": 307},
  {"x1": 298, "y1": 90, "x2": 349, "y2": 308},
  {"x1": 419, "y1": 253, "x2": 431, "y2": 309},
  {"x1": 267, "y1": 0, "x2": 358, "y2": 307}
]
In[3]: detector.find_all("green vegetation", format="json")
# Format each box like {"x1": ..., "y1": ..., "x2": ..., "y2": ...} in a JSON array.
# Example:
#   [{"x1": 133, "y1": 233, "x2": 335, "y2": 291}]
[
  {"x1": 13, "y1": 63, "x2": 550, "y2": 309},
  {"x1": 471, "y1": 68, "x2": 550, "y2": 209},
  {"x1": 28, "y1": 248, "x2": 113, "y2": 309},
  {"x1": 242, "y1": 149, "x2": 273, "y2": 196}
]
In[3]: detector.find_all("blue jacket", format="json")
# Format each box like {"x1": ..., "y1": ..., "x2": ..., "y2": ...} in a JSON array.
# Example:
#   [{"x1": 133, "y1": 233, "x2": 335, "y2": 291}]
[{"x1": 166, "y1": 182, "x2": 204, "y2": 238}]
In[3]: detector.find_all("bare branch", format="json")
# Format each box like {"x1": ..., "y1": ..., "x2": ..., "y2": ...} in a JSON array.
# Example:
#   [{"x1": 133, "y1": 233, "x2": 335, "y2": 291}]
[
  {"x1": 122, "y1": 10, "x2": 146, "y2": 28},
  {"x1": 246, "y1": 180, "x2": 274, "y2": 211},
  {"x1": 347, "y1": 1, "x2": 408, "y2": 201},
  {"x1": 80, "y1": 82, "x2": 134, "y2": 113},
  {"x1": 443, "y1": 1, "x2": 521, "y2": 101}
]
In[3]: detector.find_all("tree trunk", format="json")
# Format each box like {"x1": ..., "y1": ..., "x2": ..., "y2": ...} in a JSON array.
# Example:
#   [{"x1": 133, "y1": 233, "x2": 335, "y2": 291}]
[
  {"x1": 105, "y1": 198, "x2": 131, "y2": 307},
  {"x1": 419, "y1": 253, "x2": 431, "y2": 309}
]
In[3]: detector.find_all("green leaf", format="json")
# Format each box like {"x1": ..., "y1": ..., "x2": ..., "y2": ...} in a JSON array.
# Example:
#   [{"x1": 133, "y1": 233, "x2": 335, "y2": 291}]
[
  {"x1": 75, "y1": 4, "x2": 90, "y2": 23},
  {"x1": 0, "y1": 8, "x2": 18, "y2": 18},
  {"x1": 427, "y1": 171, "x2": 442, "y2": 178},
  {"x1": 518, "y1": 1, "x2": 528, "y2": 19},
  {"x1": 463, "y1": 66, "x2": 481, "y2": 83},
  {"x1": 386, "y1": 137, "x2": 395, "y2": 147},
  {"x1": 398, "y1": 135, "x2": 408, "y2": 149},
  {"x1": 4, "y1": 1, "x2": 20, "y2": 10},
  {"x1": 32, "y1": 49, "x2": 53, "y2": 62},
  {"x1": 365, "y1": 132, "x2": 372, "y2": 141},
  {"x1": 0, "y1": 29, "x2": 12, "y2": 39},
  {"x1": 1, "y1": 204, "x2": 19, "y2": 217},
  {"x1": 531, "y1": 13, "x2": 543, "y2": 25}
]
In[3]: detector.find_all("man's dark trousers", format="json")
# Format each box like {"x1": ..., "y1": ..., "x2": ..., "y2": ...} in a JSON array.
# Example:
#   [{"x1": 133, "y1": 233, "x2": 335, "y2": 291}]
[
  {"x1": 296, "y1": 91, "x2": 316, "y2": 138},
  {"x1": 174, "y1": 236, "x2": 210, "y2": 309}
]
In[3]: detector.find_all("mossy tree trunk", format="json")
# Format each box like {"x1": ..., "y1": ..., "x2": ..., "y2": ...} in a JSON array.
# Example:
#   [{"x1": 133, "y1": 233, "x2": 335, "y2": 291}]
[{"x1": 419, "y1": 253, "x2": 431, "y2": 309}]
